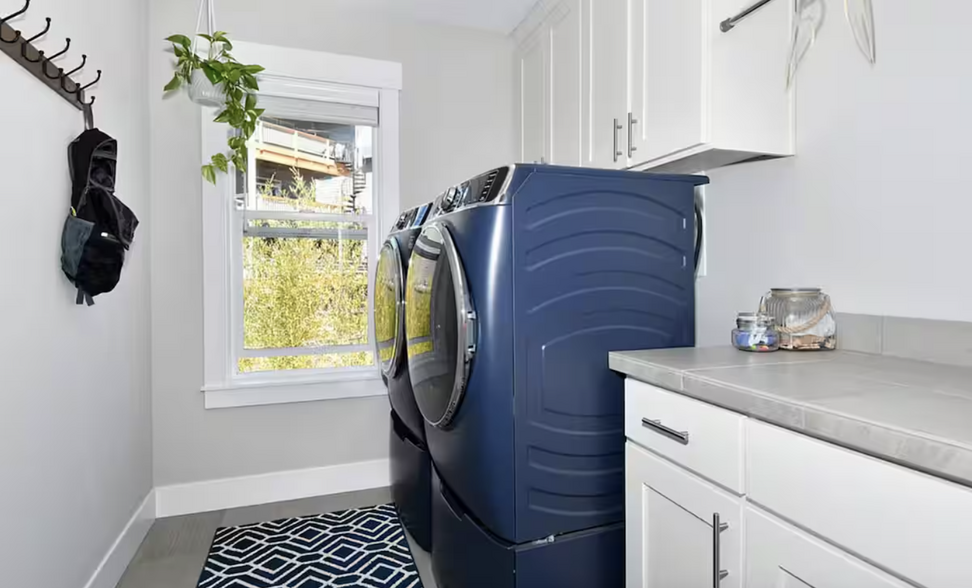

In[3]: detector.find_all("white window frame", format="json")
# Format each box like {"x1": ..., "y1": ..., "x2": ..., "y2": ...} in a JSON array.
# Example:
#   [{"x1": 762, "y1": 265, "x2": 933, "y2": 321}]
[{"x1": 201, "y1": 41, "x2": 402, "y2": 409}]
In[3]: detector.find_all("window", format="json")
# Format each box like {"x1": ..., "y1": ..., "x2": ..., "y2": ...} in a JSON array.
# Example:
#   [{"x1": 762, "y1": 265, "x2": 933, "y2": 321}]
[{"x1": 202, "y1": 42, "x2": 401, "y2": 409}]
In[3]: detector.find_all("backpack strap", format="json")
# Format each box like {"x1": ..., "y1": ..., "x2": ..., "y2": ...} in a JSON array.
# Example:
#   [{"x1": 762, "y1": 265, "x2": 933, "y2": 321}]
[{"x1": 76, "y1": 288, "x2": 95, "y2": 306}]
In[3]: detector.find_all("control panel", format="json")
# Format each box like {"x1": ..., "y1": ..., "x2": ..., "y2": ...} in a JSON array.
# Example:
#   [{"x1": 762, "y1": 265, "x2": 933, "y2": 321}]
[{"x1": 432, "y1": 166, "x2": 512, "y2": 216}]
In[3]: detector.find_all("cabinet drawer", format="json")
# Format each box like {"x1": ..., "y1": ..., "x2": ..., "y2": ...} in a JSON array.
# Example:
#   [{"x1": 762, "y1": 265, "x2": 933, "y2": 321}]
[
  {"x1": 625, "y1": 379, "x2": 746, "y2": 493},
  {"x1": 747, "y1": 420, "x2": 972, "y2": 588}
]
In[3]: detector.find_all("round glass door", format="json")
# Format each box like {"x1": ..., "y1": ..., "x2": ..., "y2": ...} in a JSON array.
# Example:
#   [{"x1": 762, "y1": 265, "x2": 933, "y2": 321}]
[
  {"x1": 405, "y1": 222, "x2": 476, "y2": 428},
  {"x1": 375, "y1": 239, "x2": 405, "y2": 378}
]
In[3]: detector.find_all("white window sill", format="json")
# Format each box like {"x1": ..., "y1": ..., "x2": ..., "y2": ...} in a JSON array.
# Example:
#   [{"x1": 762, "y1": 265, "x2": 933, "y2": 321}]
[{"x1": 202, "y1": 376, "x2": 387, "y2": 410}]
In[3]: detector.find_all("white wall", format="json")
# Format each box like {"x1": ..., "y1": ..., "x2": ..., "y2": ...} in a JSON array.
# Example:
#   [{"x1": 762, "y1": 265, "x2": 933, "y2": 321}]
[
  {"x1": 697, "y1": 0, "x2": 972, "y2": 346},
  {"x1": 149, "y1": 0, "x2": 515, "y2": 486},
  {"x1": 0, "y1": 0, "x2": 152, "y2": 586}
]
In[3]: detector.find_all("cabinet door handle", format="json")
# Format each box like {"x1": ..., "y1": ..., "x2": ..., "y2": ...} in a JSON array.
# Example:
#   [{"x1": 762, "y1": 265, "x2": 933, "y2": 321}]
[
  {"x1": 613, "y1": 118, "x2": 624, "y2": 163},
  {"x1": 641, "y1": 418, "x2": 690, "y2": 445},
  {"x1": 712, "y1": 513, "x2": 730, "y2": 586},
  {"x1": 628, "y1": 112, "x2": 638, "y2": 158}
]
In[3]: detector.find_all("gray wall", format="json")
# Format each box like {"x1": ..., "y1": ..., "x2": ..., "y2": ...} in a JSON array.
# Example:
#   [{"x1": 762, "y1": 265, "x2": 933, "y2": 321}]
[
  {"x1": 697, "y1": 0, "x2": 972, "y2": 346},
  {"x1": 0, "y1": 0, "x2": 153, "y2": 585},
  {"x1": 149, "y1": 0, "x2": 515, "y2": 486}
]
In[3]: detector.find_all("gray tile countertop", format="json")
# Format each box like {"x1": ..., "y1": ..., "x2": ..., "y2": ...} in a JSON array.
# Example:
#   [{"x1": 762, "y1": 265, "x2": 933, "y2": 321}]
[{"x1": 610, "y1": 348, "x2": 972, "y2": 488}]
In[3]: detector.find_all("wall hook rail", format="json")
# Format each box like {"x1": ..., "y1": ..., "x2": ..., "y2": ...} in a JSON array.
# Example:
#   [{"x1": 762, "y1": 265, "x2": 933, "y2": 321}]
[
  {"x1": 41, "y1": 36, "x2": 69, "y2": 77},
  {"x1": 0, "y1": 0, "x2": 29, "y2": 43},
  {"x1": 0, "y1": 2, "x2": 101, "y2": 116}
]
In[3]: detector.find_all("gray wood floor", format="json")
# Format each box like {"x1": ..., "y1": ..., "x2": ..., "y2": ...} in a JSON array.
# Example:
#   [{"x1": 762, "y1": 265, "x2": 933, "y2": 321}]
[{"x1": 117, "y1": 487, "x2": 436, "y2": 588}]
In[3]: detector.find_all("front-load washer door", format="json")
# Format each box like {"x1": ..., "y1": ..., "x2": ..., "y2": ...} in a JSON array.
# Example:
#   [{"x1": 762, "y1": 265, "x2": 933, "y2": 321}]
[
  {"x1": 405, "y1": 222, "x2": 477, "y2": 429},
  {"x1": 375, "y1": 238, "x2": 405, "y2": 379}
]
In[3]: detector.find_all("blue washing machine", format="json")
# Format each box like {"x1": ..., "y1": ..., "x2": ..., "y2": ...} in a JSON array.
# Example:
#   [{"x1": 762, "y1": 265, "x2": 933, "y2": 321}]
[
  {"x1": 375, "y1": 202, "x2": 434, "y2": 551},
  {"x1": 404, "y1": 165, "x2": 707, "y2": 588}
]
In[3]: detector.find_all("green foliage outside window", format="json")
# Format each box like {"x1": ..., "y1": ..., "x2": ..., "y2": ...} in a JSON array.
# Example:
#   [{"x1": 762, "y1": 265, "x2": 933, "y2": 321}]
[{"x1": 239, "y1": 171, "x2": 373, "y2": 374}]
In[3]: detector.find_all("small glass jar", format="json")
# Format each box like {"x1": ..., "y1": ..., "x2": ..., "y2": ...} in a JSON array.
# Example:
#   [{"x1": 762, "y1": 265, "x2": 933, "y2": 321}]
[
  {"x1": 761, "y1": 288, "x2": 837, "y2": 351},
  {"x1": 732, "y1": 312, "x2": 780, "y2": 352}
]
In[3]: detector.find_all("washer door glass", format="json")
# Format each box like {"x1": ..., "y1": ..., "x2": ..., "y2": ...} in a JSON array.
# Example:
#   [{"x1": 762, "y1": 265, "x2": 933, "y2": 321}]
[
  {"x1": 375, "y1": 239, "x2": 404, "y2": 378},
  {"x1": 405, "y1": 223, "x2": 476, "y2": 428}
]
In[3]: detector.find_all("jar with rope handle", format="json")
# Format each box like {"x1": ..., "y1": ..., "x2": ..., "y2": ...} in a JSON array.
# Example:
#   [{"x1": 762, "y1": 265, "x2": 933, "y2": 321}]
[{"x1": 760, "y1": 288, "x2": 837, "y2": 351}]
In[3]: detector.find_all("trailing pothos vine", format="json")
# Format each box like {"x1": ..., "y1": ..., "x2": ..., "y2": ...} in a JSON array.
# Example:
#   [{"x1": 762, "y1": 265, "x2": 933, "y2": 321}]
[{"x1": 163, "y1": 31, "x2": 265, "y2": 184}]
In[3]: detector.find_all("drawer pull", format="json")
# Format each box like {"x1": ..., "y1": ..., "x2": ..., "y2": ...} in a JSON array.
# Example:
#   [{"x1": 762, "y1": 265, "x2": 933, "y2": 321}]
[
  {"x1": 641, "y1": 418, "x2": 690, "y2": 445},
  {"x1": 712, "y1": 512, "x2": 730, "y2": 586}
]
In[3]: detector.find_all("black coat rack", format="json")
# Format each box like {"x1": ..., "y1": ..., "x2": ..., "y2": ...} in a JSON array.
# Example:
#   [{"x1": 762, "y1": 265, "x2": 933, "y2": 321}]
[{"x1": 1, "y1": 0, "x2": 101, "y2": 126}]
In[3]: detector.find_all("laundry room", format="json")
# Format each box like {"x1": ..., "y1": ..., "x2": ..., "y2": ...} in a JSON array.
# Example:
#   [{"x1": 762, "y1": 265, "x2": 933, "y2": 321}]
[{"x1": 1, "y1": 0, "x2": 971, "y2": 587}]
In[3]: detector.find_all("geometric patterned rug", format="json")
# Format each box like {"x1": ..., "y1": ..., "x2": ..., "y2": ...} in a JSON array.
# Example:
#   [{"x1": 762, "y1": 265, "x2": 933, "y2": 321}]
[{"x1": 196, "y1": 504, "x2": 424, "y2": 588}]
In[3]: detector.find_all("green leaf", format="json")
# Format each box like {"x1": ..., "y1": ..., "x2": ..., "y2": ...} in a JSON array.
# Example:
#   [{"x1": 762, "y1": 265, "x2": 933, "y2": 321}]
[
  {"x1": 163, "y1": 74, "x2": 182, "y2": 92},
  {"x1": 212, "y1": 153, "x2": 229, "y2": 173},
  {"x1": 213, "y1": 110, "x2": 232, "y2": 123},
  {"x1": 253, "y1": 108, "x2": 265, "y2": 117},
  {"x1": 243, "y1": 65, "x2": 265, "y2": 74},
  {"x1": 198, "y1": 33, "x2": 215, "y2": 42},
  {"x1": 242, "y1": 74, "x2": 259, "y2": 91},
  {"x1": 201, "y1": 164, "x2": 217, "y2": 184},
  {"x1": 166, "y1": 34, "x2": 192, "y2": 48},
  {"x1": 245, "y1": 93, "x2": 257, "y2": 111},
  {"x1": 201, "y1": 62, "x2": 221, "y2": 84}
]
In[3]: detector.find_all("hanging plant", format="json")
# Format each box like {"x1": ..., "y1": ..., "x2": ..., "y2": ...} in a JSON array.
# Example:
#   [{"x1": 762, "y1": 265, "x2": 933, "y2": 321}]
[{"x1": 163, "y1": 31, "x2": 265, "y2": 184}]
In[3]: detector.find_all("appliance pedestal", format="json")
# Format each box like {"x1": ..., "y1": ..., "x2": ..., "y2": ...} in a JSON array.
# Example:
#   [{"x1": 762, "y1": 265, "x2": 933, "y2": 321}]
[
  {"x1": 390, "y1": 411, "x2": 432, "y2": 551},
  {"x1": 431, "y1": 468, "x2": 623, "y2": 588}
]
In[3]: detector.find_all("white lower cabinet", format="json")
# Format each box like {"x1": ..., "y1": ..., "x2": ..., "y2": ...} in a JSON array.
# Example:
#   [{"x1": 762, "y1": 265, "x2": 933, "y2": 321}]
[
  {"x1": 626, "y1": 442, "x2": 742, "y2": 588},
  {"x1": 746, "y1": 506, "x2": 910, "y2": 588}
]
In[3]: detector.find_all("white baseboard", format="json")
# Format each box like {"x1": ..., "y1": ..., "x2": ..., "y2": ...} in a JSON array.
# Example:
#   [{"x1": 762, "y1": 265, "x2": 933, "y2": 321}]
[
  {"x1": 155, "y1": 459, "x2": 391, "y2": 518},
  {"x1": 83, "y1": 490, "x2": 156, "y2": 588}
]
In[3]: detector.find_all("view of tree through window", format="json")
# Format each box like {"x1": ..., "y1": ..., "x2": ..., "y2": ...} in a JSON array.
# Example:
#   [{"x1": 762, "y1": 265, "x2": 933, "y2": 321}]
[{"x1": 238, "y1": 117, "x2": 376, "y2": 374}]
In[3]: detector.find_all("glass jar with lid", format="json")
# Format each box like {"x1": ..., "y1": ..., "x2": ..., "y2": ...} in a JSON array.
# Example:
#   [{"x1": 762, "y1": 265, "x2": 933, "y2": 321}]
[
  {"x1": 761, "y1": 288, "x2": 837, "y2": 351},
  {"x1": 732, "y1": 312, "x2": 780, "y2": 352}
]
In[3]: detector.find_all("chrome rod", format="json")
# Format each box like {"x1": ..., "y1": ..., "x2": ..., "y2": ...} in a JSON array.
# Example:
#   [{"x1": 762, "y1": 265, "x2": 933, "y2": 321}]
[
  {"x1": 720, "y1": 0, "x2": 778, "y2": 32},
  {"x1": 712, "y1": 513, "x2": 730, "y2": 586},
  {"x1": 642, "y1": 418, "x2": 690, "y2": 445},
  {"x1": 628, "y1": 112, "x2": 638, "y2": 158}
]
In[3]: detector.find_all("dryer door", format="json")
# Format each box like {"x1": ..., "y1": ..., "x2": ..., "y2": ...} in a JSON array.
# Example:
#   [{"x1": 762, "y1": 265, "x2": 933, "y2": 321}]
[
  {"x1": 405, "y1": 222, "x2": 477, "y2": 429},
  {"x1": 375, "y1": 238, "x2": 405, "y2": 378}
]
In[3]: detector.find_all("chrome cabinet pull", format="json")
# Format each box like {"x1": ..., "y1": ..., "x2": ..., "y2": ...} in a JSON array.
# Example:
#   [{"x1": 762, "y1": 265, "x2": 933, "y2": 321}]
[
  {"x1": 613, "y1": 118, "x2": 624, "y2": 163},
  {"x1": 628, "y1": 112, "x2": 638, "y2": 158},
  {"x1": 641, "y1": 418, "x2": 690, "y2": 445},
  {"x1": 713, "y1": 513, "x2": 730, "y2": 586}
]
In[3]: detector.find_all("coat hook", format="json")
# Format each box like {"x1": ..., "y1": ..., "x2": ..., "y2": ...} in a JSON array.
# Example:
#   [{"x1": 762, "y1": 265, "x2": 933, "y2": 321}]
[
  {"x1": 60, "y1": 53, "x2": 86, "y2": 91},
  {"x1": 0, "y1": 0, "x2": 30, "y2": 43},
  {"x1": 42, "y1": 37, "x2": 70, "y2": 78},
  {"x1": 20, "y1": 16, "x2": 50, "y2": 62},
  {"x1": 75, "y1": 69, "x2": 101, "y2": 100}
]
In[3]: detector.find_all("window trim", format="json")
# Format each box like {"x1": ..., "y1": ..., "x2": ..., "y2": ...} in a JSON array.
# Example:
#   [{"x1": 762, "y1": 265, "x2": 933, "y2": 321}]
[{"x1": 201, "y1": 42, "x2": 402, "y2": 409}]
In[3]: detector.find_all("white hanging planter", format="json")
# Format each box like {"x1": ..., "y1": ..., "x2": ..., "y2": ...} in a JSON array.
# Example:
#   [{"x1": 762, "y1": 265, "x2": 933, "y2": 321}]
[
  {"x1": 189, "y1": 69, "x2": 224, "y2": 107},
  {"x1": 188, "y1": 0, "x2": 225, "y2": 107}
]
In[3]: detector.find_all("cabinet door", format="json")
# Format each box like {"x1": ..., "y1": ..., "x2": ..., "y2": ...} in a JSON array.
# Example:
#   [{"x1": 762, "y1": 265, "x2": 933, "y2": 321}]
[
  {"x1": 626, "y1": 442, "x2": 742, "y2": 588},
  {"x1": 548, "y1": 0, "x2": 582, "y2": 166},
  {"x1": 519, "y1": 31, "x2": 547, "y2": 164},
  {"x1": 582, "y1": 0, "x2": 627, "y2": 169},
  {"x1": 746, "y1": 506, "x2": 911, "y2": 588},
  {"x1": 629, "y1": 0, "x2": 705, "y2": 164}
]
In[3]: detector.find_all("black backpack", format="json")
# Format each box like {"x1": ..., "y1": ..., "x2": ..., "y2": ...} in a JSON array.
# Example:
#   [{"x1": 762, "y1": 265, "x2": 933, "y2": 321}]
[{"x1": 60, "y1": 129, "x2": 139, "y2": 305}]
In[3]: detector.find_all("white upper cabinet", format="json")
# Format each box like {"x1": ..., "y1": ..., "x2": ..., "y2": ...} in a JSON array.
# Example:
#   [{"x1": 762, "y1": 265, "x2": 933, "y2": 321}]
[
  {"x1": 583, "y1": 0, "x2": 628, "y2": 169},
  {"x1": 629, "y1": 0, "x2": 705, "y2": 164},
  {"x1": 518, "y1": 30, "x2": 547, "y2": 164},
  {"x1": 514, "y1": 0, "x2": 794, "y2": 173},
  {"x1": 549, "y1": 0, "x2": 583, "y2": 166}
]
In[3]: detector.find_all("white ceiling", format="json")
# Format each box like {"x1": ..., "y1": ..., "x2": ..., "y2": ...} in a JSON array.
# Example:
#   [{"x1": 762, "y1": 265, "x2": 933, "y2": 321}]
[{"x1": 325, "y1": 0, "x2": 538, "y2": 34}]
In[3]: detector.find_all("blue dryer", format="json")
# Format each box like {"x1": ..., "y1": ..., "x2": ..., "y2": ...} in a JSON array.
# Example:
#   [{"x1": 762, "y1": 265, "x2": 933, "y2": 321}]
[
  {"x1": 375, "y1": 202, "x2": 434, "y2": 551},
  {"x1": 404, "y1": 165, "x2": 707, "y2": 588}
]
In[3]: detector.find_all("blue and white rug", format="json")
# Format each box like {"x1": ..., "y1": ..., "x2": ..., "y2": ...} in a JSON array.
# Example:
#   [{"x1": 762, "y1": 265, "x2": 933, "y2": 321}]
[{"x1": 197, "y1": 503, "x2": 424, "y2": 588}]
